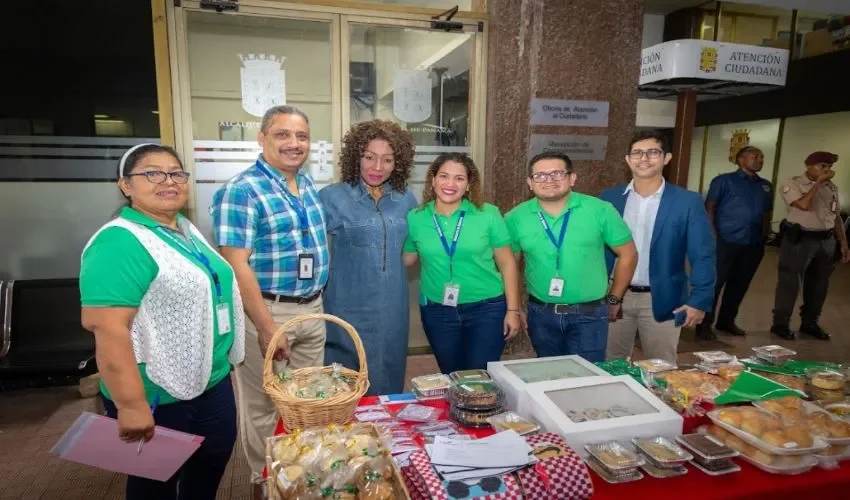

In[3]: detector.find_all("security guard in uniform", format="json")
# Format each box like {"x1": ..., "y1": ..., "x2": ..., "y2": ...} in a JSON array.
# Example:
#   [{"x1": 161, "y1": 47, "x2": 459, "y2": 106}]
[{"x1": 771, "y1": 151, "x2": 850, "y2": 341}]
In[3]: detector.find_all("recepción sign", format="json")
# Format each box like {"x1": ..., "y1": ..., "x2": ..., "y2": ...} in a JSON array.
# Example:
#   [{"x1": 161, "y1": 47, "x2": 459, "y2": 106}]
[
  {"x1": 639, "y1": 39, "x2": 789, "y2": 86},
  {"x1": 528, "y1": 134, "x2": 608, "y2": 161},
  {"x1": 529, "y1": 98, "x2": 609, "y2": 127}
]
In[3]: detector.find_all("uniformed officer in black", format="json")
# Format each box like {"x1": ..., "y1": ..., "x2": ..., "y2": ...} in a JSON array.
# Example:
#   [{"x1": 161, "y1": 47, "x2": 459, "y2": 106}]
[
  {"x1": 771, "y1": 151, "x2": 850, "y2": 341},
  {"x1": 697, "y1": 146, "x2": 772, "y2": 340}
]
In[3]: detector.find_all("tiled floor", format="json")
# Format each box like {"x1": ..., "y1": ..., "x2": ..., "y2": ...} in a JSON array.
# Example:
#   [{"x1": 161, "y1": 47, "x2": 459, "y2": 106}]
[{"x1": 2, "y1": 248, "x2": 849, "y2": 499}]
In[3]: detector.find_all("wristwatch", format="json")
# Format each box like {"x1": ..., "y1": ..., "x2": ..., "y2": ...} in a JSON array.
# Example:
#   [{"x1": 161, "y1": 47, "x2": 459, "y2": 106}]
[{"x1": 605, "y1": 294, "x2": 623, "y2": 305}]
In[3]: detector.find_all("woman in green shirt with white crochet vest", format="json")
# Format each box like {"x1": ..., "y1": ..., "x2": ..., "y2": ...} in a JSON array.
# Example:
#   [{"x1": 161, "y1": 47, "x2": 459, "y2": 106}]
[{"x1": 79, "y1": 144, "x2": 245, "y2": 500}]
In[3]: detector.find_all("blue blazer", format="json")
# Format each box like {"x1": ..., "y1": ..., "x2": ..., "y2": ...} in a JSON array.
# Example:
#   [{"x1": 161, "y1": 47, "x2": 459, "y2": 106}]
[{"x1": 600, "y1": 183, "x2": 716, "y2": 322}]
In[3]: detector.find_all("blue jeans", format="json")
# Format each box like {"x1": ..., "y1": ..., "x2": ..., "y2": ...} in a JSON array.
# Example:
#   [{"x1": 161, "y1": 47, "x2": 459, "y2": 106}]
[
  {"x1": 102, "y1": 376, "x2": 237, "y2": 500},
  {"x1": 420, "y1": 295, "x2": 506, "y2": 374},
  {"x1": 527, "y1": 300, "x2": 609, "y2": 362}
]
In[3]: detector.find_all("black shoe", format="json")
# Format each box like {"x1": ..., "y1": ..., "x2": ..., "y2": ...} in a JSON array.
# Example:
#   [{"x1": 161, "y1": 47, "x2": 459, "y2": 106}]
[
  {"x1": 696, "y1": 324, "x2": 717, "y2": 341},
  {"x1": 770, "y1": 324, "x2": 796, "y2": 340},
  {"x1": 799, "y1": 324, "x2": 831, "y2": 341},
  {"x1": 715, "y1": 323, "x2": 746, "y2": 336}
]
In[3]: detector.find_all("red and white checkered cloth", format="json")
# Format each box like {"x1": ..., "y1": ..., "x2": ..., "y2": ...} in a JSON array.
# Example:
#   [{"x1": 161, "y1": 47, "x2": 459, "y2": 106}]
[
  {"x1": 516, "y1": 433, "x2": 593, "y2": 500},
  {"x1": 407, "y1": 450, "x2": 523, "y2": 500}
]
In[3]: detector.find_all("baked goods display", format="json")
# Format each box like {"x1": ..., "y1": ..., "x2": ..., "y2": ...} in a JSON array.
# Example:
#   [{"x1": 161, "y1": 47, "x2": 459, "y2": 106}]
[
  {"x1": 752, "y1": 371, "x2": 806, "y2": 393},
  {"x1": 716, "y1": 363, "x2": 746, "y2": 382},
  {"x1": 757, "y1": 397, "x2": 850, "y2": 443},
  {"x1": 752, "y1": 345, "x2": 797, "y2": 366},
  {"x1": 708, "y1": 407, "x2": 828, "y2": 456},
  {"x1": 266, "y1": 424, "x2": 406, "y2": 500},
  {"x1": 584, "y1": 441, "x2": 645, "y2": 484},
  {"x1": 704, "y1": 424, "x2": 819, "y2": 474},
  {"x1": 822, "y1": 402, "x2": 850, "y2": 418},
  {"x1": 277, "y1": 364, "x2": 355, "y2": 400},
  {"x1": 632, "y1": 436, "x2": 692, "y2": 469},
  {"x1": 807, "y1": 368, "x2": 847, "y2": 391},
  {"x1": 693, "y1": 351, "x2": 736, "y2": 369},
  {"x1": 449, "y1": 369, "x2": 492, "y2": 383},
  {"x1": 447, "y1": 381, "x2": 504, "y2": 410},
  {"x1": 410, "y1": 374, "x2": 452, "y2": 399},
  {"x1": 655, "y1": 370, "x2": 730, "y2": 405},
  {"x1": 486, "y1": 411, "x2": 540, "y2": 435},
  {"x1": 448, "y1": 404, "x2": 503, "y2": 428}
]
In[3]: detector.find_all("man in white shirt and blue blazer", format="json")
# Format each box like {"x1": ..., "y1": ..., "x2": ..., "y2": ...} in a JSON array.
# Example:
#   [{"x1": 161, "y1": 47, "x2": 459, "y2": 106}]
[{"x1": 600, "y1": 130, "x2": 716, "y2": 363}]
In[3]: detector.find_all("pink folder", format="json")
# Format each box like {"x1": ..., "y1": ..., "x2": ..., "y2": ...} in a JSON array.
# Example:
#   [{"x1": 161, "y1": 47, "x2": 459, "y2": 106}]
[{"x1": 51, "y1": 412, "x2": 205, "y2": 482}]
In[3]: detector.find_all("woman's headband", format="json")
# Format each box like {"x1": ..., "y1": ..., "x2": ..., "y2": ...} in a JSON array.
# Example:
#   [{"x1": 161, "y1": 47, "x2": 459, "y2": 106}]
[{"x1": 118, "y1": 143, "x2": 159, "y2": 178}]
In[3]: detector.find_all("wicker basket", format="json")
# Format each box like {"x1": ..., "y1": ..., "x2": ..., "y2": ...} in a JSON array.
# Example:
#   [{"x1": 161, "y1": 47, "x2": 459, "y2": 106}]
[{"x1": 262, "y1": 313, "x2": 370, "y2": 430}]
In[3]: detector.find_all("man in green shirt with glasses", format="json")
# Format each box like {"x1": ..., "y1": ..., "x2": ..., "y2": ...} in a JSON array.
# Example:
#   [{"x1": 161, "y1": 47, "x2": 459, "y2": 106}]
[{"x1": 506, "y1": 152, "x2": 637, "y2": 361}]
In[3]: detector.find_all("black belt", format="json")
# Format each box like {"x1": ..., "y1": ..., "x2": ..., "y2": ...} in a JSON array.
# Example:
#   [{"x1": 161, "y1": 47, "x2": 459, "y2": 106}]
[
  {"x1": 800, "y1": 229, "x2": 834, "y2": 240},
  {"x1": 529, "y1": 295, "x2": 604, "y2": 314},
  {"x1": 261, "y1": 291, "x2": 322, "y2": 304},
  {"x1": 628, "y1": 285, "x2": 651, "y2": 293}
]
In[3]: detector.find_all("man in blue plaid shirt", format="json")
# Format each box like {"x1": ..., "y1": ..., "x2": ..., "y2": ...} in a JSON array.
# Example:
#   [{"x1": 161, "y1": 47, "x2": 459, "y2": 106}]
[{"x1": 211, "y1": 105, "x2": 329, "y2": 494}]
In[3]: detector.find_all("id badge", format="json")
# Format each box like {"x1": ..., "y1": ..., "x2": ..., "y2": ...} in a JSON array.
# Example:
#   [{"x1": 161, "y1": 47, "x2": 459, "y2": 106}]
[
  {"x1": 442, "y1": 284, "x2": 460, "y2": 307},
  {"x1": 548, "y1": 277, "x2": 565, "y2": 298},
  {"x1": 216, "y1": 303, "x2": 232, "y2": 335},
  {"x1": 298, "y1": 253, "x2": 315, "y2": 280},
  {"x1": 831, "y1": 199, "x2": 838, "y2": 213}
]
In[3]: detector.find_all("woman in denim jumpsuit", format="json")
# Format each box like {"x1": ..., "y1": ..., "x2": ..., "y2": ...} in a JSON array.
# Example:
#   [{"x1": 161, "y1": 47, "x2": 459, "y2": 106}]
[{"x1": 319, "y1": 120, "x2": 418, "y2": 395}]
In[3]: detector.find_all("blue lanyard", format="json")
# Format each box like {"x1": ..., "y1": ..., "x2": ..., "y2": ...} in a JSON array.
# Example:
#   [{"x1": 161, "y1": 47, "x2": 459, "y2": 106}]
[
  {"x1": 255, "y1": 160, "x2": 312, "y2": 248},
  {"x1": 433, "y1": 211, "x2": 465, "y2": 279},
  {"x1": 537, "y1": 210, "x2": 570, "y2": 273},
  {"x1": 158, "y1": 228, "x2": 223, "y2": 300}
]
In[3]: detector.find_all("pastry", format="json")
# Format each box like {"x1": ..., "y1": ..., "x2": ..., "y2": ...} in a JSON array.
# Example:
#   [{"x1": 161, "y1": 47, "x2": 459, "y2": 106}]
[
  {"x1": 774, "y1": 455, "x2": 803, "y2": 466},
  {"x1": 827, "y1": 421, "x2": 850, "y2": 438},
  {"x1": 761, "y1": 430, "x2": 797, "y2": 449},
  {"x1": 717, "y1": 410, "x2": 743, "y2": 428},
  {"x1": 822, "y1": 445, "x2": 848, "y2": 457},
  {"x1": 283, "y1": 465, "x2": 304, "y2": 482},
  {"x1": 708, "y1": 424, "x2": 730, "y2": 442},
  {"x1": 724, "y1": 435, "x2": 748, "y2": 454},
  {"x1": 824, "y1": 403, "x2": 850, "y2": 417},
  {"x1": 740, "y1": 417, "x2": 765, "y2": 437},
  {"x1": 812, "y1": 371, "x2": 846, "y2": 390},
  {"x1": 757, "y1": 372, "x2": 806, "y2": 392},
  {"x1": 783, "y1": 426, "x2": 813, "y2": 448}
]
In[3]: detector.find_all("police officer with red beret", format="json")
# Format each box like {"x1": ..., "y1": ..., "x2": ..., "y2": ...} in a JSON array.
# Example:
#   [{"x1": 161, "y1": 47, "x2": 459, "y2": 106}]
[{"x1": 771, "y1": 151, "x2": 850, "y2": 341}]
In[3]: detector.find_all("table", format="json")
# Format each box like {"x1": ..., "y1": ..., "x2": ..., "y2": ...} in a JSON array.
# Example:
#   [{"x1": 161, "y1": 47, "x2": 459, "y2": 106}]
[{"x1": 273, "y1": 395, "x2": 850, "y2": 499}]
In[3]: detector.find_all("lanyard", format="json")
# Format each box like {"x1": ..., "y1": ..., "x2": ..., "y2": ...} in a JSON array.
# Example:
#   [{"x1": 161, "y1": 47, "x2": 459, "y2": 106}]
[
  {"x1": 255, "y1": 160, "x2": 312, "y2": 248},
  {"x1": 537, "y1": 210, "x2": 570, "y2": 274},
  {"x1": 433, "y1": 211, "x2": 466, "y2": 280},
  {"x1": 158, "y1": 228, "x2": 223, "y2": 300}
]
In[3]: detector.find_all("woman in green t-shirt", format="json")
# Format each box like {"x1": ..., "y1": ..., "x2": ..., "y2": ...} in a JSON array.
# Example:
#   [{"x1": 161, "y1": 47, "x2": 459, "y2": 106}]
[
  {"x1": 79, "y1": 144, "x2": 245, "y2": 500},
  {"x1": 403, "y1": 153, "x2": 521, "y2": 374}
]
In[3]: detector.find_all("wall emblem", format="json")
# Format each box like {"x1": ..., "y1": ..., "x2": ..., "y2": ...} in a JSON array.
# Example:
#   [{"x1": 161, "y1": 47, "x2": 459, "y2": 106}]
[
  {"x1": 728, "y1": 129, "x2": 750, "y2": 163},
  {"x1": 239, "y1": 54, "x2": 286, "y2": 118},
  {"x1": 699, "y1": 46, "x2": 718, "y2": 73}
]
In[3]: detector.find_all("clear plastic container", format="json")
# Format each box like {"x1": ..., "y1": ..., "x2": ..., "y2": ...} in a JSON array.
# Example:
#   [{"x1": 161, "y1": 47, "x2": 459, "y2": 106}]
[
  {"x1": 737, "y1": 452, "x2": 817, "y2": 475},
  {"x1": 585, "y1": 441, "x2": 644, "y2": 471},
  {"x1": 640, "y1": 461, "x2": 687, "y2": 479},
  {"x1": 807, "y1": 368, "x2": 847, "y2": 391},
  {"x1": 675, "y1": 434, "x2": 738, "y2": 462},
  {"x1": 485, "y1": 411, "x2": 540, "y2": 435},
  {"x1": 752, "y1": 345, "x2": 797, "y2": 365},
  {"x1": 448, "y1": 369, "x2": 491, "y2": 383},
  {"x1": 448, "y1": 403, "x2": 502, "y2": 428},
  {"x1": 585, "y1": 456, "x2": 643, "y2": 484},
  {"x1": 821, "y1": 401, "x2": 850, "y2": 420},
  {"x1": 754, "y1": 399, "x2": 850, "y2": 446},
  {"x1": 447, "y1": 381, "x2": 504, "y2": 410},
  {"x1": 693, "y1": 351, "x2": 735, "y2": 365},
  {"x1": 688, "y1": 459, "x2": 741, "y2": 476},
  {"x1": 410, "y1": 373, "x2": 452, "y2": 398},
  {"x1": 632, "y1": 437, "x2": 692, "y2": 468},
  {"x1": 707, "y1": 408, "x2": 829, "y2": 455}
]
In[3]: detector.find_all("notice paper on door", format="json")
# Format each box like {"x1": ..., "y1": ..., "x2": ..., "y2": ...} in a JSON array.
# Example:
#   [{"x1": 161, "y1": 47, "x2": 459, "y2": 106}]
[{"x1": 51, "y1": 412, "x2": 204, "y2": 482}]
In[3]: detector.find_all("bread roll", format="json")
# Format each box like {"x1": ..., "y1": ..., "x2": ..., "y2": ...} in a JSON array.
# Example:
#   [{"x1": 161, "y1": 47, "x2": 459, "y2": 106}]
[
  {"x1": 827, "y1": 421, "x2": 850, "y2": 438},
  {"x1": 718, "y1": 411, "x2": 743, "y2": 428},
  {"x1": 774, "y1": 455, "x2": 802, "y2": 466},
  {"x1": 812, "y1": 373, "x2": 845, "y2": 390},
  {"x1": 741, "y1": 417, "x2": 764, "y2": 437},
  {"x1": 725, "y1": 435, "x2": 748, "y2": 454},
  {"x1": 708, "y1": 424, "x2": 730, "y2": 442},
  {"x1": 751, "y1": 449, "x2": 776, "y2": 465},
  {"x1": 761, "y1": 429, "x2": 798, "y2": 449},
  {"x1": 783, "y1": 426, "x2": 813, "y2": 448}
]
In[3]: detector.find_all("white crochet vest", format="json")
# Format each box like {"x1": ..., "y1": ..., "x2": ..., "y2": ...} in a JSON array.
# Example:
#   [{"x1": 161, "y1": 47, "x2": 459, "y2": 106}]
[{"x1": 83, "y1": 217, "x2": 245, "y2": 400}]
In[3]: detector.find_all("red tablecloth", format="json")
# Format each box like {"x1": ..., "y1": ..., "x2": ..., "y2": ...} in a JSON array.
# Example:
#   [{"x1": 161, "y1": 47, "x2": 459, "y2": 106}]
[{"x1": 273, "y1": 396, "x2": 850, "y2": 499}]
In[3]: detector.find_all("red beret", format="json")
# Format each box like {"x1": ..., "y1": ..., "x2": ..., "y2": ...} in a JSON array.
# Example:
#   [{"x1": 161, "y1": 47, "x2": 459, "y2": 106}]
[{"x1": 805, "y1": 151, "x2": 838, "y2": 165}]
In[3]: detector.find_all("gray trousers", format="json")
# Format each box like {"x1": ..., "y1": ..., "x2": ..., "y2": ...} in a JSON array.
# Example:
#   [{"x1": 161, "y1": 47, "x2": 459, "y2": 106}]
[{"x1": 772, "y1": 235, "x2": 836, "y2": 327}]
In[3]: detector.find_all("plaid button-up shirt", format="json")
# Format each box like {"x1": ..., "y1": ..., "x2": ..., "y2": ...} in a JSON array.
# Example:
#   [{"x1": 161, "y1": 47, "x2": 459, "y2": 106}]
[{"x1": 211, "y1": 155, "x2": 329, "y2": 297}]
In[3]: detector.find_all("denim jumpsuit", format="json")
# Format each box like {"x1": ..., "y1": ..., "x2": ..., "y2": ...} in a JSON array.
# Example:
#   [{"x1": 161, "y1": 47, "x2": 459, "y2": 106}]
[{"x1": 319, "y1": 182, "x2": 418, "y2": 396}]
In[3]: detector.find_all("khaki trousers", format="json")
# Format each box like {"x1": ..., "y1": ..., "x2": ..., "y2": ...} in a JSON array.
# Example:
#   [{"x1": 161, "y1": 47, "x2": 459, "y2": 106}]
[
  {"x1": 606, "y1": 291, "x2": 680, "y2": 363},
  {"x1": 235, "y1": 296, "x2": 326, "y2": 482}
]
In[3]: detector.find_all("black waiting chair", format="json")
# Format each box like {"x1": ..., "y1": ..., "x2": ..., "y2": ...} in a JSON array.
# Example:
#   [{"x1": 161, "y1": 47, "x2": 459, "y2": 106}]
[{"x1": 0, "y1": 278, "x2": 95, "y2": 375}]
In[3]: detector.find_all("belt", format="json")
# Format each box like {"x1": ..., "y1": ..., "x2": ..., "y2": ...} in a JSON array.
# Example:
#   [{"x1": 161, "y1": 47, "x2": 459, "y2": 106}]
[
  {"x1": 800, "y1": 229, "x2": 834, "y2": 240},
  {"x1": 529, "y1": 295, "x2": 604, "y2": 314},
  {"x1": 261, "y1": 291, "x2": 322, "y2": 304},
  {"x1": 628, "y1": 285, "x2": 651, "y2": 293}
]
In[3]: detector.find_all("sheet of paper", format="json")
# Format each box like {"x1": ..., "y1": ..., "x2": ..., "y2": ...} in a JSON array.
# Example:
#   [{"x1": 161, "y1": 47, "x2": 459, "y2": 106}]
[{"x1": 429, "y1": 434, "x2": 530, "y2": 468}]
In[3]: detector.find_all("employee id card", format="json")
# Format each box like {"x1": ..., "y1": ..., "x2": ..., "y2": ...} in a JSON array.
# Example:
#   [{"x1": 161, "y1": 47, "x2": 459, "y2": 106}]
[
  {"x1": 548, "y1": 277, "x2": 565, "y2": 298},
  {"x1": 216, "y1": 303, "x2": 232, "y2": 334},
  {"x1": 442, "y1": 284, "x2": 460, "y2": 307},
  {"x1": 298, "y1": 254, "x2": 315, "y2": 280}
]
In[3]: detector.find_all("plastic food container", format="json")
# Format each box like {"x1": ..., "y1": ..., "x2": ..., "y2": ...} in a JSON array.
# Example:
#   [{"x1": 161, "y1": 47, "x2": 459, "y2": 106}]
[
  {"x1": 689, "y1": 459, "x2": 741, "y2": 476},
  {"x1": 822, "y1": 401, "x2": 850, "y2": 419},
  {"x1": 411, "y1": 374, "x2": 452, "y2": 398},
  {"x1": 585, "y1": 441, "x2": 644, "y2": 471},
  {"x1": 448, "y1": 403, "x2": 502, "y2": 428},
  {"x1": 634, "y1": 359, "x2": 677, "y2": 373},
  {"x1": 754, "y1": 399, "x2": 850, "y2": 446},
  {"x1": 752, "y1": 345, "x2": 797, "y2": 365},
  {"x1": 707, "y1": 408, "x2": 829, "y2": 455},
  {"x1": 585, "y1": 456, "x2": 644, "y2": 484},
  {"x1": 447, "y1": 381, "x2": 505, "y2": 410},
  {"x1": 737, "y1": 452, "x2": 817, "y2": 475},
  {"x1": 449, "y1": 369, "x2": 492, "y2": 383},
  {"x1": 632, "y1": 436, "x2": 692, "y2": 468},
  {"x1": 485, "y1": 411, "x2": 540, "y2": 435},
  {"x1": 676, "y1": 434, "x2": 738, "y2": 462},
  {"x1": 806, "y1": 368, "x2": 847, "y2": 391},
  {"x1": 640, "y1": 461, "x2": 687, "y2": 479},
  {"x1": 693, "y1": 351, "x2": 735, "y2": 366}
]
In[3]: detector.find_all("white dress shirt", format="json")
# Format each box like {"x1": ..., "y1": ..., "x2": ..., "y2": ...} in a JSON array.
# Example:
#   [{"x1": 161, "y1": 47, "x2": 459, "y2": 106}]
[{"x1": 622, "y1": 179, "x2": 665, "y2": 286}]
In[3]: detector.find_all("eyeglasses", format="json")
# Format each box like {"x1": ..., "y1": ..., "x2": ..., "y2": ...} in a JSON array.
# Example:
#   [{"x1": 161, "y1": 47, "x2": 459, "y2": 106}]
[
  {"x1": 530, "y1": 170, "x2": 570, "y2": 183},
  {"x1": 125, "y1": 171, "x2": 191, "y2": 184},
  {"x1": 629, "y1": 149, "x2": 664, "y2": 159}
]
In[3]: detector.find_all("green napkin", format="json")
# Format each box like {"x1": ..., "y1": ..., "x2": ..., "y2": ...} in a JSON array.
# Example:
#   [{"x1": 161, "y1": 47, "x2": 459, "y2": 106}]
[
  {"x1": 594, "y1": 359, "x2": 644, "y2": 385},
  {"x1": 714, "y1": 370, "x2": 805, "y2": 405},
  {"x1": 741, "y1": 359, "x2": 839, "y2": 376}
]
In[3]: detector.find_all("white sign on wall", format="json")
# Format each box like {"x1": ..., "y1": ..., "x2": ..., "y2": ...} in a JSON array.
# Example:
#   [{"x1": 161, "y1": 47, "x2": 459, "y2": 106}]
[
  {"x1": 529, "y1": 99, "x2": 610, "y2": 127},
  {"x1": 639, "y1": 40, "x2": 789, "y2": 87},
  {"x1": 310, "y1": 140, "x2": 334, "y2": 182},
  {"x1": 239, "y1": 54, "x2": 287, "y2": 118},
  {"x1": 528, "y1": 134, "x2": 608, "y2": 161},
  {"x1": 393, "y1": 70, "x2": 432, "y2": 123}
]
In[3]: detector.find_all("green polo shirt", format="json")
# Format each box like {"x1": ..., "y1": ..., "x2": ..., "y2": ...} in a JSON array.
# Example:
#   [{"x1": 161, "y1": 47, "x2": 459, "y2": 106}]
[
  {"x1": 404, "y1": 200, "x2": 511, "y2": 304},
  {"x1": 79, "y1": 207, "x2": 236, "y2": 405},
  {"x1": 505, "y1": 193, "x2": 632, "y2": 304}
]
